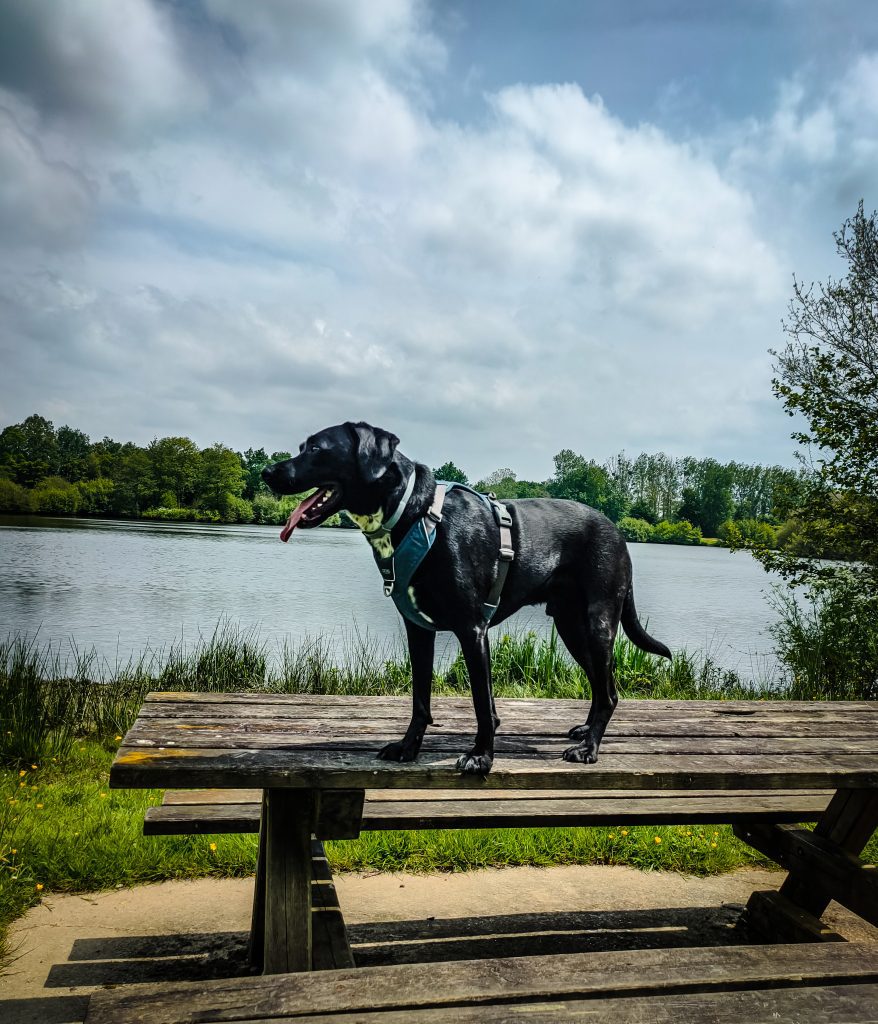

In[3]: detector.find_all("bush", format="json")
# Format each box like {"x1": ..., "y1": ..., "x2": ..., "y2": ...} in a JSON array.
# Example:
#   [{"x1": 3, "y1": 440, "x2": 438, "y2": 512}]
[
  {"x1": 0, "y1": 478, "x2": 30, "y2": 512},
  {"x1": 618, "y1": 517, "x2": 654, "y2": 543},
  {"x1": 718, "y1": 518, "x2": 778, "y2": 549},
  {"x1": 142, "y1": 506, "x2": 195, "y2": 521},
  {"x1": 224, "y1": 495, "x2": 254, "y2": 523},
  {"x1": 652, "y1": 519, "x2": 703, "y2": 545},
  {"x1": 76, "y1": 478, "x2": 116, "y2": 515},
  {"x1": 29, "y1": 477, "x2": 80, "y2": 514},
  {"x1": 771, "y1": 573, "x2": 878, "y2": 700}
]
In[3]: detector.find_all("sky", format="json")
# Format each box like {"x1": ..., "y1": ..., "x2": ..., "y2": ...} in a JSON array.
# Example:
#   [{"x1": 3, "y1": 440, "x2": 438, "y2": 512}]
[{"x1": 1, "y1": 1, "x2": 876, "y2": 482}]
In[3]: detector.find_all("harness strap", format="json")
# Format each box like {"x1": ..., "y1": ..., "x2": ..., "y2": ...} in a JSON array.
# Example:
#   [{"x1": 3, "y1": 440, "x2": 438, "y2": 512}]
[{"x1": 484, "y1": 495, "x2": 514, "y2": 617}]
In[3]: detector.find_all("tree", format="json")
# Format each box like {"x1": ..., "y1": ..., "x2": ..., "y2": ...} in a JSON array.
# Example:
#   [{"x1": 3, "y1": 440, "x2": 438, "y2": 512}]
[
  {"x1": 197, "y1": 443, "x2": 246, "y2": 513},
  {"x1": 433, "y1": 461, "x2": 468, "y2": 485},
  {"x1": 0, "y1": 414, "x2": 58, "y2": 487},
  {"x1": 749, "y1": 203, "x2": 878, "y2": 700},
  {"x1": 56, "y1": 425, "x2": 92, "y2": 482},
  {"x1": 755, "y1": 201, "x2": 878, "y2": 589},
  {"x1": 547, "y1": 450, "x2": 627, "y2": 521},
  {"x1": 147, "y1": 437, "x2": 201, "y2": 507}
]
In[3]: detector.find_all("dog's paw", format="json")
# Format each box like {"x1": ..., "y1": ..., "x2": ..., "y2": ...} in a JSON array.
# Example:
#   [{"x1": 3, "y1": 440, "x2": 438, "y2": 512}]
[
  {"x1": 455, "y1": 751, "x2": 493, "y2": 775},
  {"x1": 562, "y1": 743, "x2": 598, "y2": 764},
  {"x1": 567, "y1": 724, "x2": 590, "y2": 742},
  {"x1": 376, "y1": 740, "x2": 420, "y2": 763}
]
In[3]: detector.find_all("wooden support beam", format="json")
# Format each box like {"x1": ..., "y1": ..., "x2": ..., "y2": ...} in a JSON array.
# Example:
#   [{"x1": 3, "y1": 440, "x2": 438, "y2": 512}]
[
  {"x1": 741, "y1": 890, "x2": 846, "y2": 943},
  {"x1": 262, "y1": 788, "x2": 315, "y2": 974},
  {"x1": 735, "y1": 822, "x2": 878, "y2": 928}
]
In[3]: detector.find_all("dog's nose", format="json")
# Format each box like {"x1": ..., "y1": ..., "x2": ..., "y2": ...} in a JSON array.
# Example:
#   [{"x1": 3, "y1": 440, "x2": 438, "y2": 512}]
[{"x1": 261, "y1": 465, "x2": 274, "y2": 483}]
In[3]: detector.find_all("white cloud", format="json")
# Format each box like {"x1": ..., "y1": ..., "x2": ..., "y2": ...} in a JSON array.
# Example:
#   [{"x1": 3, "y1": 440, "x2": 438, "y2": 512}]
[{"x1": 2, "y1": 1, "x2": 876, "y2": 477}]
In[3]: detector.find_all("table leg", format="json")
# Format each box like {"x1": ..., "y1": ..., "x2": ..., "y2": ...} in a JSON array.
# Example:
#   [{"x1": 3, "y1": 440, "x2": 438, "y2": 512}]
[
  {"x1": 262, "y1": 788, "x2": 316, "y2": 974},
  {"x1": 248, "y1": 805, "x2": 267, "y2": 973},
  {"x1": 735, "y1": 788, "x2": 878, "y2": 942}
]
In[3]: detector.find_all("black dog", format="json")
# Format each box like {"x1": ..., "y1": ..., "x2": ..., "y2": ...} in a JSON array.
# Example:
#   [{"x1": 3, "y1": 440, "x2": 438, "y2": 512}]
[{"x1": 263, "y1": 421, "x2": 671, "y2": 775}]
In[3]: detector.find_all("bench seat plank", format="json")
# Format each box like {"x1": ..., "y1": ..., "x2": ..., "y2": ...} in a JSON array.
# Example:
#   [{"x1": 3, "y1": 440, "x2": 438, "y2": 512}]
[
  {"x1": 84, "y1": 942, "x2": 878, "y2": 1024},
  {"x1": 144, "y1": 789, "x2": 834, "y2": 835}
]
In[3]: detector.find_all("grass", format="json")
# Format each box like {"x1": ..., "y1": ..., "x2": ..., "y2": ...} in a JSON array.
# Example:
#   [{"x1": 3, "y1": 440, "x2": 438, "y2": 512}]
[{"x1": 1, "y1": 623, "x2": 875, "y2": 964}]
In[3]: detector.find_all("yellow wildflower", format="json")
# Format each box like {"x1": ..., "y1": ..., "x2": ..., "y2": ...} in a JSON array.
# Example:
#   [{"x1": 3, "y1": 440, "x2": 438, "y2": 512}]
[
  {"x1": 711, "y1": 842, "x2": 717, "y2": 848},
  {"x1": 36, "y1": 883, "x2": 43, "y2": 891},
  {"x1": 99, "y1": 792, "x2": 107, "y2": 798},
  {"x1": 19, "y1": 770, "x2": 26, "y2": 777},
  {"x1": 114, "y1": 735, "x2": 122, "y2": 741},
  {"x1": 621, "y1": 830, "x2": 628, "y2": 836},
  {"x1": 10, "y1": 849, "x2": 16, "y2": 854},
  {"x1": 608, "y1": 834, "x2": 615, "y2": 840},
  {"x1": 31, "y1": 764, "x2": 37, "y2": 770},
  {"x1": 654, "y1": 836, "x2": 662, "y2": 844},
  {"x1": 209, "y1": 842, "x2": 217, "y2": 852},
  {"x1": 36, "y1": 803, "x2": 43, "y2": 809}
]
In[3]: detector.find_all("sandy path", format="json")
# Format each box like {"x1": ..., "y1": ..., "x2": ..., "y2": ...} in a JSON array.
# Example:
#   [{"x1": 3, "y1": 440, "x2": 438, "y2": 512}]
[{"x1": 1, "y1": 865, "x2": 875, "y2": 1024}]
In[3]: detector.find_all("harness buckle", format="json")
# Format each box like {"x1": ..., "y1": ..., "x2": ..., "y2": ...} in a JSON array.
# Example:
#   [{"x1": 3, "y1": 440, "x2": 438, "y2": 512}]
[
  {"x1": 499, "y1": 546, "x2": 515, "y2": 561},
  {"x1": 426, "y1": 508, "x2": 442, "y2": 525}
]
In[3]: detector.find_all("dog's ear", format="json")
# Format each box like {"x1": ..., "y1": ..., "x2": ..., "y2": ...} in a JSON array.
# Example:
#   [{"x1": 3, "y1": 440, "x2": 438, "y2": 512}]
[{"x1": 348, "y1": 422, "x2": 400, "y2": 483}]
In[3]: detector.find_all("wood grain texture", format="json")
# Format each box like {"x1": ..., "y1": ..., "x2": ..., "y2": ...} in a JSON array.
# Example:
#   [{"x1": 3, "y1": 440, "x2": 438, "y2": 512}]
[
  {"x1": 262, "y1": 789, "x2": 314, "y2": 974},
  {"x1": 84, "y1": 942, "x2": 878, "y2": 1024},
  {"x1": 144, "y1": 790, "x2": 834, "y2": 835}
]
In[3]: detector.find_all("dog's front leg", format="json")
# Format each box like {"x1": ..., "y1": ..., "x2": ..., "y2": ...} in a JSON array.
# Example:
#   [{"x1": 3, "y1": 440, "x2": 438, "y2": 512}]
[
  {"x1": 377, "y1": 621, "x2": 435, "y2": 763},
  {"x1": 455, "y1": 626, "x2": 495, "y2": 775}
]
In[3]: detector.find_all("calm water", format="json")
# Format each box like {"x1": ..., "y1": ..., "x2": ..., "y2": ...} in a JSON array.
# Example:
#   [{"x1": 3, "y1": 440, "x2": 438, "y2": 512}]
[{"x1": 0, "y1": 516, "x2": 784, "y2": 680}]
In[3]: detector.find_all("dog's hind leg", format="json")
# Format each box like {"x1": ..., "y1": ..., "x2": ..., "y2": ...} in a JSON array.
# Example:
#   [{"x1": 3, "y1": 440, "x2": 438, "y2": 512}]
[
  {"x1": 553, "y1": 606, "x2": 619, "y2": 764},
  {"x1": 455, "y1": 625, "x2": 496, "y2": 775},
  {"x1": 376, "y1": 621, "x2": 435, "y2": 763}
]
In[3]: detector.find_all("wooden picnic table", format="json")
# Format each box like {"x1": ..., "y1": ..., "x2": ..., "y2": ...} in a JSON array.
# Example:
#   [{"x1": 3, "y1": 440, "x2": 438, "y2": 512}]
[{"x1": 110, "y1": 694, "x2": 878, "y2": 975}]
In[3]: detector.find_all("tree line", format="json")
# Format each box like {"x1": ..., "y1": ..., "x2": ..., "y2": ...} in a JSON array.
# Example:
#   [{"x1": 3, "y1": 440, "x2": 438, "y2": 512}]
[{"x1": 0, "y1": 413, "x2": 806, "y2": 545}]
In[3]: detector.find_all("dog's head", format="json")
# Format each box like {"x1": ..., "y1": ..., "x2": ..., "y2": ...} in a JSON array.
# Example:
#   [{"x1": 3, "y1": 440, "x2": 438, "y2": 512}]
[{"x1": 262, "y1": 421, "x2": 400, "y2": 540}]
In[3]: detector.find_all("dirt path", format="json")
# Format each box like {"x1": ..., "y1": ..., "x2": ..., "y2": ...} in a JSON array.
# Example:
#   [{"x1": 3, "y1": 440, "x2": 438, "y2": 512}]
[{"x1": 1, "y1": 865, "x2": 875, "y2": 1023}]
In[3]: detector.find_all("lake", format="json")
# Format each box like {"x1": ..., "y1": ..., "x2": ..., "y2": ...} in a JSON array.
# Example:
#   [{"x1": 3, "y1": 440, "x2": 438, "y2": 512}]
[{"x1": 0, "y1": 515, "x2": 785, "y2": 681}]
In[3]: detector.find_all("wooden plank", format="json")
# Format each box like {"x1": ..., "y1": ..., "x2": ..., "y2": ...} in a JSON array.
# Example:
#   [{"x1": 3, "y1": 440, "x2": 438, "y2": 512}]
[
  {"x1": 235, "y1": 986, "x2": 878, "y2": 1023},
  {"x1": 309, "y1": 840, "x2": 354, "y2": 971},
  {"x1": 735, "y1": 822, "x2": 878, "y2": 927},
  {"x1": 160, "y1": 787, "x2": 834, "y2": 806},
  {"x1": 145, "y1": 791, "x2": 832, "y2": 835},
  {"x1": 110, "y1": 745, "x2": 878, "y2": 792},
  {"x1": 741, "y1": 890, "x2": 846, "y2": 943},
  {"x1": 315, "y1": 790, "x2": 364, "y2": 840},
  {"x1": 124, "y1": 728, "x2": 878, "y2": 757},
  {"x1": 248, "y1": 815, "x2": 267, "y2": 973},
  {"x1": 262, "y1": 789, "x2": 314, "y2": 974},
  {"x1": 84, "y1": 943, "x2": 878, "y2": 1023}
]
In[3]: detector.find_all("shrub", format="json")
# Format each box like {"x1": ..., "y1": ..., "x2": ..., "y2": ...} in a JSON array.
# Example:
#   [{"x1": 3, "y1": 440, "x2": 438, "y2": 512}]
[
  {"x1": 618, "y1": 517, "x2": 654, "y2": 543},
  {"x1": 652, "y1": 519, "x2": 703, "y2": 545},
  {"x1": 76, "y1": 478, "x2": 116, "y2": 515},
  {"x1": 30, "y1": 477, "x2": 80, "y2": 514},
  {"x1": 718, "y1": 518, "x2": 778, "y2": 549},
  {"x1": 0, "y1": 478, "x2": 30, "y2": 512},
  {"x1": 142, "y1": 506, "x2": 195, "y2": 521},
  {"x1": 771, "y1": 573, "x2": 878, "y2": 700},
  {"x1": 224, "y1": 495, "x2": 254, "y2": 523}
]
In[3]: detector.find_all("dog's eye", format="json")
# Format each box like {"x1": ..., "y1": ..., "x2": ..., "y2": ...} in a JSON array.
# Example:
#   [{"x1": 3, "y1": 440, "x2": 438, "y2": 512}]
[{"x1": 309, "y1": 445, "x2": 321, "y2": 453}]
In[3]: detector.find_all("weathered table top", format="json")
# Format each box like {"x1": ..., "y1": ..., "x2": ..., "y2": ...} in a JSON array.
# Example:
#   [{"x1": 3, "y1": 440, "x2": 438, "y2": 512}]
[{"x1": 110, "y1": 693, "x2": 878, "y2": 792}]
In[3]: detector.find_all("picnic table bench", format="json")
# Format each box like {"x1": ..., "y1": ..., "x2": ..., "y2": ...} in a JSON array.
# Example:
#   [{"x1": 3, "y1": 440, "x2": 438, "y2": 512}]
[
  {"x1": 110, "y1": 693, "x2": 878, "y2": 979},
  {"x1": 86, "y1": 941, "x2": 878, "y2": 1023}
]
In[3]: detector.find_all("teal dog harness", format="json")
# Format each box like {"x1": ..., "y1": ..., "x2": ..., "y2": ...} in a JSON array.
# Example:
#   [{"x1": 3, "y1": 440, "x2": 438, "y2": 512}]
[{"x1": 366, "y1": 480, "x2": 514, "y2": 631}]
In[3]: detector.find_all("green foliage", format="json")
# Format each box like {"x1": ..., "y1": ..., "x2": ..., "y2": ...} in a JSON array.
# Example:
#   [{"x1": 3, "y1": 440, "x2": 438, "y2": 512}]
[
  {"x1": 651, "y1": 519, "x2": 702, "y2": 545},
  {"x1": 0, "y1": 415, "x2": 58, "y2": 487},
  {"x1": 147, "y1": 436, "x2": 201, "y2": 508},
  {"x1": 770, "y1": 574, "x2": 878, "y2": 700},
  {"x1": 627, "y1": 499, "x2": 657, "y2": 525},
  {"x1": 197, "y1": 443, "x2": 245, "y2": 514},
  {"x1": 0, "y1": 478, "x2": 30, "y2": 512},
  {"x1": 755, "y1": 201, "x2": 878, "y2": 595},
  {"x1": 433, "y1": 461, "x2": 468, "y2": 484},
  {"x1": 718, "y1": 518, "x2": 778, "y2": 549},
  {"x1": 75, "y1": 478, "x2": 115, "y2": 515},
  {"x1": 548, "y1": 450, "x2": 627, "y2": 521},
  {"x1": 617, "y1": 516, "x2": 654, "y2": 543},
  {"x1": 29, "y1": 476, "x2": 80, "y2": 514}
]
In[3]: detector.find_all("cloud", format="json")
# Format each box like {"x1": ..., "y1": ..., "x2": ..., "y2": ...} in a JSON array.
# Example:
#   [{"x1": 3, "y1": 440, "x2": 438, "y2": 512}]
[{"x1": 1, "y1": 2, "x2": 876, "y2": 478}]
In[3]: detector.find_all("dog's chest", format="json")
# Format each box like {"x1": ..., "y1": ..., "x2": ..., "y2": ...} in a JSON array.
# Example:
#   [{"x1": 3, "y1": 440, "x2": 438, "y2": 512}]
[{"x1": 350, "y1": 510, "x2": 394, "y2": 559}]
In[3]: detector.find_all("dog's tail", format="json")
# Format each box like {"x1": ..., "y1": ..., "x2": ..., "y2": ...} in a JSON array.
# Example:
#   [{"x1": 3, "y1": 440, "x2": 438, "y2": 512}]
[{"x1": 621, "y1": 586, "x2": 672, "y2": 660}]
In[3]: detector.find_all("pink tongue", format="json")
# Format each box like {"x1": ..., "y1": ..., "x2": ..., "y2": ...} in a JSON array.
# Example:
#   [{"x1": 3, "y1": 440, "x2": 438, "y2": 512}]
[{"x1": 279, "y1": 489, "x2": 328, "y2": 542}]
